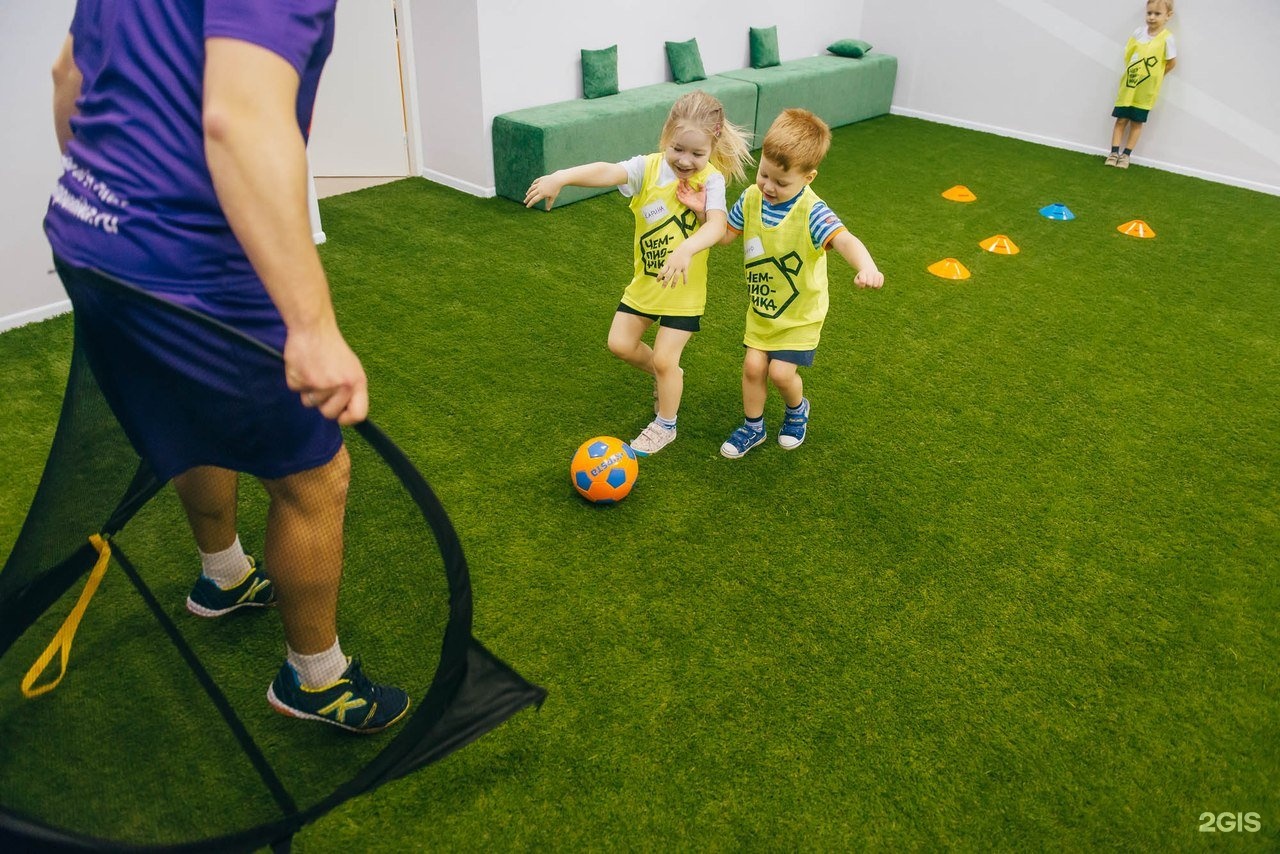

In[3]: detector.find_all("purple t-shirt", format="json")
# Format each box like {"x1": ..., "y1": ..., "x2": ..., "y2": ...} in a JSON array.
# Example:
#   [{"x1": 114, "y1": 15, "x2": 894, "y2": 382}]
[{"x1": 44, "y1": 0, "x2": 336, "y2": 292}]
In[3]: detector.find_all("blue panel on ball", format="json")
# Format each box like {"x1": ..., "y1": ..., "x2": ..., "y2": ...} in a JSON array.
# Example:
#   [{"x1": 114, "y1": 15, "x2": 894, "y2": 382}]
[
  {"x1": 606, "y1": 468, "x2": 628, "y2": 488},
  {"x1": 588, "y1": 440, "x2": 610, "y2": 458},
  {"x1": 575, "y1": 471, "x2": 592, "y2": 490},
  {"x1": 623, "y1": 445, "x2": 637, "y2": 460},
  {"x1": 594, "y1": 497, "x2": 616, "y2": 505}
]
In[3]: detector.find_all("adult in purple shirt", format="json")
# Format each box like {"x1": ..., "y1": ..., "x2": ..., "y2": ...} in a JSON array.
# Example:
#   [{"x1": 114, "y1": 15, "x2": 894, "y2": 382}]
[{"x1": 47, "y1": 0, "x2": 407, "y2": 733}]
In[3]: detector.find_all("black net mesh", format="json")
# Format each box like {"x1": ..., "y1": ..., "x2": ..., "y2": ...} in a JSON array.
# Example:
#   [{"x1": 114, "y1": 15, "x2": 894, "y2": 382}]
[{"x1": 0, "y1": 275, "x2": 544, "y2": 851}]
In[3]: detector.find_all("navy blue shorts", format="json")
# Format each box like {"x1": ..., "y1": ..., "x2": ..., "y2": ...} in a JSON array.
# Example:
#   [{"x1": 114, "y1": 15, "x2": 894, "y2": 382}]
[
  {"x1": 55, "y1": 257, "x2": 342, "y2": 481},
  {"x1": 763, "y1": 348, "x2": 816, "y2": 367},
  {"x1": 616, "y1": 302, "x2": 701, "y2": 332}
]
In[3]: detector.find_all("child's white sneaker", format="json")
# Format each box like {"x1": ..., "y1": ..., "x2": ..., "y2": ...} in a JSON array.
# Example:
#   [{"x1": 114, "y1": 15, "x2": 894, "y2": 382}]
[{"x1": 631, "y1": 419, "x2": 676, "y2": 456}]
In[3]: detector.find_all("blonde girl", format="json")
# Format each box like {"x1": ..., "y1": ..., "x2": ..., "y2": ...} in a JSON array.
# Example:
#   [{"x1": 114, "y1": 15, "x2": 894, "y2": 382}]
[{"x1": 526, "y1": 91, "x2": 753, "y2": 455}]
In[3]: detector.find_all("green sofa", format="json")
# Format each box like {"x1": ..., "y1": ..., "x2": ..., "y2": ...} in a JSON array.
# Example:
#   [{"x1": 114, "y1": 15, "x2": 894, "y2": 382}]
[
  {"x1": 492, "y1": 52, "x2": 898, "y2": 208},
  {"x1": 492, "y1": 77, "x2": 758, "y2": 210},
  {"x1": 718, "y1": 53, "x2": 898, "y2": 148}
]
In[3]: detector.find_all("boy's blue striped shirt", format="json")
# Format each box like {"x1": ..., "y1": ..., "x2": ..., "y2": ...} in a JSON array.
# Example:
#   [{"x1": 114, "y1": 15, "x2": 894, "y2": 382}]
[{"x1": 728, "y1": 191, "x2": 845, "y2": 249}]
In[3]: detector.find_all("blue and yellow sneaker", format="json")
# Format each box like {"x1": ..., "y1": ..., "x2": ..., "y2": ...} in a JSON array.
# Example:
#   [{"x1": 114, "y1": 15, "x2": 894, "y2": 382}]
[
  {"x1": 267, "y1": 659, "x2": 410, "y2": 734},
  {"x1": 778, "y1": 398, "x2": 810, "y2": 450},
  {"x1": 186, "y1": 556, "x2": 275, "y2": 617}
]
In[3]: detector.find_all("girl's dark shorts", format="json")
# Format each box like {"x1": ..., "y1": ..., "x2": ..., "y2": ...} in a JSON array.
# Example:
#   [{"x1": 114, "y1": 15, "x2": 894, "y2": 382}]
[
  {"x1": 1112, "y1": 105, "x2": 1150, "y2": 122},
  {"x1": 55, "y1": 257, "x2": 342, "y2": 482},
  {"x1": 616, "y1": 302, "x2": 701, "y2": 332}
]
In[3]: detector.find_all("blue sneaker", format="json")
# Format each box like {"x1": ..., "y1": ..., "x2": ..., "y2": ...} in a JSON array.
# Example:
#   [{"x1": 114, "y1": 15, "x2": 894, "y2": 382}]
[
  {"x1": 267, "y1": 658, "x2": 410, "y2": 734},
  {"x1": 720, "y1": 421, "x2": 767, "y2": 459},
  {"x1": 779, "y1": 398, "x2": 810, "y2": 450},
  {"x1": 186, "y1": 556, "x2": 275, "y2": 617}
]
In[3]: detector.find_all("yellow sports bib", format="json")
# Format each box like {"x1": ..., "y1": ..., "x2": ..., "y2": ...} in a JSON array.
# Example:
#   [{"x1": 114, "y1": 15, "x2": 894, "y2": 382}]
[
  {"x1": 1115, "y1": 29, "x2": 1171, "y2": 111},
  {"x1": 741, "y1": 185, "x2": 828, "y2": 352},
  {"x1": 620, "y1": 153, "x2": 716, "y2": 317}
]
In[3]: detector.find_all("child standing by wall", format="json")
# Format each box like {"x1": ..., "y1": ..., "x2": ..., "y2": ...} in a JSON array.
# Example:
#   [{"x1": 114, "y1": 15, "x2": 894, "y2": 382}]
[
  {"x1": 524, "y1": 91, "x2": 753, "y2": 455},
  {"x1": 1106, "y1": 0, "x2": 1178, "y2": 168},
  {"x1": 711, "y1": 109, "x2": 883, "y2": 459}
]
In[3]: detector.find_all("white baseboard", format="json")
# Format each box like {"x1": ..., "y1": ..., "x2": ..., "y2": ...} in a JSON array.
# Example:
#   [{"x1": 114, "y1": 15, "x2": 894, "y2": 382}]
[
  {"x1": 1, "y1": 298, "x2": 72, "y2": 333},
  {"x1": 890, "y1": 106, "x2": 1280, "y2": 197},
  {"x1": 419, "y1": 168, "x2": 495, "y2": 198}
]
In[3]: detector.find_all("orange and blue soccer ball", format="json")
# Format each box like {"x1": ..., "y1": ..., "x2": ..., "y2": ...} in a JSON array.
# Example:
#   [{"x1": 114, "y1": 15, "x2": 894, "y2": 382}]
[{"x1": 570, "y1": 436, "x2": 638, "y2": 504}]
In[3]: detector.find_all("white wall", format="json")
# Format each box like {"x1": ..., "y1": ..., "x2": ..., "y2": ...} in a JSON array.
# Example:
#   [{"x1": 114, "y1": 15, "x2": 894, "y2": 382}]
[
  {"x1": 309, "y1": 0, "x2": 411, "y2": 178},
  {"x1": 409, "y1": 0, "x2": 865, "y2": 195},
  {"x1": 0, "y1": 1, "x2": 77, "y2": 331},
  {"x1": 409, "y1": 0, "x2": 488, "y2": 195},
  {"x1": 863, "y1": 0, "x2": 1280, "y2": 194}
]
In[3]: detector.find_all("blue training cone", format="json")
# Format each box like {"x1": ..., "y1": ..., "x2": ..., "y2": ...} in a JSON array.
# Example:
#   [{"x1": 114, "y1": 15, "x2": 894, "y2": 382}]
[{"x1": 1039, "y1": 203, "x2": 1075, "y2": 221}]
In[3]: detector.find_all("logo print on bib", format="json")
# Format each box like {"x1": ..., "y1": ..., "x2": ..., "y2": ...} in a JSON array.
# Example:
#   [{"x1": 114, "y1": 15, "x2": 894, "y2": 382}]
[
  {"x1": 745, "y1": 251, "x2": 803, "y2": 318},
  {"x1": 1126, "y1": 54, "x2": 1158, "y2": 88},
  {"x1": 639, "y1": 210, "x2": 699, "y2": 277}
]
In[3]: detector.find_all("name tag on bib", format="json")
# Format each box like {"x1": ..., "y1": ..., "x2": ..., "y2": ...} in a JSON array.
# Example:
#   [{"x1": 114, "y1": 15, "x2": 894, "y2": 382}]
[
  {"x1": 642, "y1": 201, "x2": 669, "y2": 224},
  {"x1": 744, "y1": 237, "x2": 766, "y2": 260}
]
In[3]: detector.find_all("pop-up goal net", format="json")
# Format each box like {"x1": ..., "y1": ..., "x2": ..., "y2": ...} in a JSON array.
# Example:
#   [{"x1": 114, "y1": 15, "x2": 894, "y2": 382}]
[{"x1": 0, "y1": 272, "x2": 545, "y2": 851}]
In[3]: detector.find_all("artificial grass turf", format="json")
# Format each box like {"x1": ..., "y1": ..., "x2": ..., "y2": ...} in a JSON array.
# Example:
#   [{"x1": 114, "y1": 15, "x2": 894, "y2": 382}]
[{"x1": 1, "y1": 114, "x2": 1277, "y2": 848}]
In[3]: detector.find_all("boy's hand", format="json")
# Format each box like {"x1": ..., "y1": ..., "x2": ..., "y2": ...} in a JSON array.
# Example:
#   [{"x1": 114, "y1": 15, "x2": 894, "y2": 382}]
[
  {"x1": 855, "y1": 268, "x2": 885, "y2": 289},
  {"x1": 657, "y1": 245, "x2": 694, "y2": 287},
  {"x1": 524, "y1": 173, "x2": 565, "y2": 210},
  {"x1": 676, "y1": 179, "x2": 707, "y2": 220}
]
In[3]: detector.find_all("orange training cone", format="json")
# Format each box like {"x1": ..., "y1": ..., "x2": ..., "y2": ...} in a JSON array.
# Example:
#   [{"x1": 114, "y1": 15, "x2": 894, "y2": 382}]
[
  {"x1": 1118, "y1": 219, "x2": 1156, "y2": 238},
  {"x1": 942, "y1": 185, "x2": 977, "y2": 202},
  {"x1": 928, "y1": 258, "x2": 971, "y2": 280},
  {"x1": 979, "y1": 234, "x2": 1020, "y2": 255}
]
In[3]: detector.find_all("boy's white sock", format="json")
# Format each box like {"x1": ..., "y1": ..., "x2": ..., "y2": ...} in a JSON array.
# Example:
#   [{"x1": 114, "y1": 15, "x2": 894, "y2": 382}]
[
  {"x1": 199, "y1": 535, "x2": 250, "y2": 589},
  {"x1": 287, "y1": 639, "x2": 348, "y2": 688}
]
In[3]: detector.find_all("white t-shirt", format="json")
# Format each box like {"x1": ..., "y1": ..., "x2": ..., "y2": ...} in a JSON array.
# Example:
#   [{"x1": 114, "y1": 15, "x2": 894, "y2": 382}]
[
  {"x1": 1132, "y1": 25, "x2": 1177, "y2": 58},
  {"x1": 616, "y1": 154, "x2": 728, "y2": 214}
]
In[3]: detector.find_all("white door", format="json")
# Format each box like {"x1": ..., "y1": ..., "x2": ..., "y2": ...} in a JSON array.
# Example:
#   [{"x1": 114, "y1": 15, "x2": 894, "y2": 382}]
[{"x1": 308, "y1": 0, "x2": 410, "y2": 177}]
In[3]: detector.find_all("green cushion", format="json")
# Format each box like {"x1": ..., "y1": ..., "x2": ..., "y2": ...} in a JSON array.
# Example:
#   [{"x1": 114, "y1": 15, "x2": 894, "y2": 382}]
[
  {"x1": 749, "y1": 26, "x2": 780, "y2": 69},
  {"x1": 718, "y1": 53, "x2": 897, "y2": 147},
  {"x1": 492, "y1": 77, "x2": 757, "y2": 209},
  {"x1": 665, "y1": 38, "x2": 706, "y2": 84},
  {"x1": 827, "y1": 38, "x2": 873, "y2": 58},
  {"x1": 581, "y1": 45, "x2": 618, "y2": 99}
]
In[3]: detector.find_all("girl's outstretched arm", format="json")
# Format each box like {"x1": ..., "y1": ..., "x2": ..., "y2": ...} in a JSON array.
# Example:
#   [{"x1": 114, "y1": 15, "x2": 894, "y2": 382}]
[{"x1": 525, "y1": 162, "x2": 629, "y2": 210}]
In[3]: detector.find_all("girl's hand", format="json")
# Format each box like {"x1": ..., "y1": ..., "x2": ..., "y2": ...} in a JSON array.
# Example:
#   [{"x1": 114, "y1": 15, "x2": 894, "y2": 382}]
[
  {"x1": 854, "y1": 268, "x2": 885, "y2": 289},
  {"x1": 676, "y1": 179, "x2": 707, "y2": 220},
  {"x1": 657, "y1": 245, "x2": 694, "y2": 287},
  {"x1": 524, "y1": 173, "x2": 564, "y2": 210}
]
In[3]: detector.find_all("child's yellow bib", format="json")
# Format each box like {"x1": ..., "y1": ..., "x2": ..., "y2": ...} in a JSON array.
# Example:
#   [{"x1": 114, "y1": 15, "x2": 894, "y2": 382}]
[
  {"x1": 620, "y1": 153, "x2": 716, "y2": 317},
  {"x1": 1115, "y1": 29, "x2": 1171, "y2": 111},
  {"x1": 741, "y1": 185, "x2": 829, "y2": 352}
]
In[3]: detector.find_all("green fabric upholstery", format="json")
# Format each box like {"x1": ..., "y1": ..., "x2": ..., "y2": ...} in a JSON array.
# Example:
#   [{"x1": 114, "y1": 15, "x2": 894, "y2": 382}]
[
  {"x1": 748, "y1": 26, "x2": 780, "y2": 69},
  {"x1": 493, "y1": 77, "x2": 757, "y2": 209},
  {"x1": 718, "y1": 53, "x2": 897, "y2": 147},
  {"x1": 827, "y1": 38, "x2": 874, "y2": 58},
  {"x1": 664, "y1": 38, "x2": 706, "y2": 84},
  {"x1": 581, "y1": 45, "x2": 618, "y2": 99}
]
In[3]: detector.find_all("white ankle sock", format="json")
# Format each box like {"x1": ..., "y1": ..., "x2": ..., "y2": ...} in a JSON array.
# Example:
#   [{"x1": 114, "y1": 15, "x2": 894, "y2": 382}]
[
  {"x1": 200, "y1": 535, "x2": 249, "y2": 589},
  {"x1": 287, "y1": 639, "x2": 348, "y2": 688}
]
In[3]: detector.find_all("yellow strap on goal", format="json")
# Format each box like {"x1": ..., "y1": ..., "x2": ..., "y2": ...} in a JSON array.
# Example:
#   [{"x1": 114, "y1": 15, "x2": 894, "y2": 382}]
[{"x1": 21, "y1": 534, "x2": 112, "y2": 698}]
